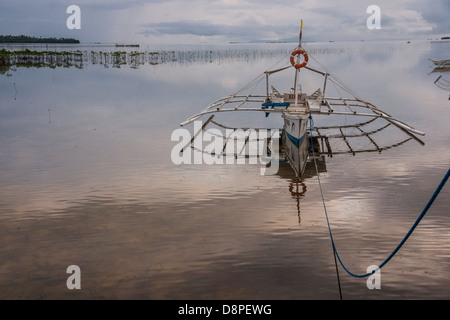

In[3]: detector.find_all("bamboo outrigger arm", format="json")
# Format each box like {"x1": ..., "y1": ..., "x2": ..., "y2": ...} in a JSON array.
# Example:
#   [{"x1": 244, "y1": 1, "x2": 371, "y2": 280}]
[
  {"x1": 180, "y1": 40, "x2": 425, "y2": 144},
  {"x1": 180, "y1": 94, "x2": 425, "y2": 140}
]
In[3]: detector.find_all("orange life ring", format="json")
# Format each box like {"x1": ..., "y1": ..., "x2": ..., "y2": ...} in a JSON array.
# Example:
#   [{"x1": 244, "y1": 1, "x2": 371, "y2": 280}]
[{"x1": 290, "y1": 49, "x2": 308, "y2": 69}]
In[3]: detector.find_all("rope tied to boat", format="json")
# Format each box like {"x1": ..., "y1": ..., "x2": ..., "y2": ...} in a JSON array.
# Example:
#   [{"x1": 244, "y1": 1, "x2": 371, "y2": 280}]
[{"x1": 308, "y1": 114, "x2": 450, "y2": 278}]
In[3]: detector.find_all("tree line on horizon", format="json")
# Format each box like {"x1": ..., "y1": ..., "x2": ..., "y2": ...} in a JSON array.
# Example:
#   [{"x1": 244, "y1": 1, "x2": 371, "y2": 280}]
[{"x1": 0, "y1": 35, "x2": 80, "y2": 44}]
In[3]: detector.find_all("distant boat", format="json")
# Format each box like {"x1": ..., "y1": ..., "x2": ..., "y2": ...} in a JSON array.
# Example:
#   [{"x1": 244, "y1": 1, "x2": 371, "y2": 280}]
[
  {"x1": 431, "y1": 37, "x2": 450, "y2": 44},
  {"x1": 115, "y1": 44, "x2": 140, "y2": 48}
]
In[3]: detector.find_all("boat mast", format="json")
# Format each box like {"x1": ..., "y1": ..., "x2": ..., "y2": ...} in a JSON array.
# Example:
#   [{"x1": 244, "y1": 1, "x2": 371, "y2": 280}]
[{"x1": 294, "y1": 20, "x2": 303, "y2": 107}]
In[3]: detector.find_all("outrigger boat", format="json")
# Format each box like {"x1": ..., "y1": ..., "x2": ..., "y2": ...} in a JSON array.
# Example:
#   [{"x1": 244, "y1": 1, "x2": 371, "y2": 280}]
[
  {"x1": 430, "y1": 59, "x2": 450, "y2": 69},
  {"x1": 180, "y1": 21, "x2": 425, "y2": 176}
]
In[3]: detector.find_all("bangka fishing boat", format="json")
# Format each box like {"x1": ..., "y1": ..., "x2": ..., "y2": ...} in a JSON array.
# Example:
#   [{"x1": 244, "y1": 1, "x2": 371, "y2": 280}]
[
  {"x1": 180, "y1": 21, "x2": 425, "y2": 176},
  {"x1": 430, "y1": 59, "x2": 450, "y2": 69}
]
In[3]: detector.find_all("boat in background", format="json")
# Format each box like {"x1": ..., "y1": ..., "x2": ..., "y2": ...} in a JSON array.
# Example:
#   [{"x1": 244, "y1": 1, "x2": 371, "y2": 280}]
[{"x1": 430, "y1": 59, "x2": 450, "y2": 70}]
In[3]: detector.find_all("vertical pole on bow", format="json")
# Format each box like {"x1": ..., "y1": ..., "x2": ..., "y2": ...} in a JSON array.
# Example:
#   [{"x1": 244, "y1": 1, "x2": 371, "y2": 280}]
[
  {"x1": 294, "y1": 19, "x2": 303, "y2": 107},
  {"x1": 299, "y1": 19, "x2": 303, "y2": 47}
]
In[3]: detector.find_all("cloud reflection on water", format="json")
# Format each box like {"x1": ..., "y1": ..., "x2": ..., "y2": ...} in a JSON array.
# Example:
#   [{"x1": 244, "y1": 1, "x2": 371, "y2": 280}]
[{"x1": 0, "y1": 41, "x2": 449, "y2": 299}]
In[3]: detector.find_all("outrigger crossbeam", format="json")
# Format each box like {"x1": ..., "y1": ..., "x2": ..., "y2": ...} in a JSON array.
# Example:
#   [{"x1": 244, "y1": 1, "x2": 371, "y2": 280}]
[{"x1": 180, "y1": 43, "x2": 425, "y2": 144}]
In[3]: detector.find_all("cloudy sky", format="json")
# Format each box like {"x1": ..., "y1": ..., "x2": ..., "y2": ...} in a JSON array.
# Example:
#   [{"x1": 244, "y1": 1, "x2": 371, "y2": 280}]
[{"x1": 0, "y1": 0, "x2": 448, "y2": 44}]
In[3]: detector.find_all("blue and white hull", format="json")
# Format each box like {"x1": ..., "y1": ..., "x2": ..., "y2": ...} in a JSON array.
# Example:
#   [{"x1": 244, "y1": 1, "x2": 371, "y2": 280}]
[
  {"x1": 283, "y1": 113, "x2": 310, "y2": 177},
  {"x1": 283, "y1": 113, "x2": 309, "y2": 148}
]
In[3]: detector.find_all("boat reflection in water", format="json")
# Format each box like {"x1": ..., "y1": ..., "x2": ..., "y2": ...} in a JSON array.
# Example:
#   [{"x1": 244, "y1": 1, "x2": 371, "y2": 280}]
[
  {"x1": 277, "y1": 134, "x2": 324, "y2": 224},
  {"x1": 430, "y1": 58, "x2": 450, "y2": 99}
]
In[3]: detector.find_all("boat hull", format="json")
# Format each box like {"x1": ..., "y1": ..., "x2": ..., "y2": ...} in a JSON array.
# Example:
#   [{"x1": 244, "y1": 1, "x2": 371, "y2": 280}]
[
  {"x1": 430, "y1": 59, "x2": 450, "y2": 69},
  {"x1": 283, "y1": 113, "x2": 309, "y2": 148}
]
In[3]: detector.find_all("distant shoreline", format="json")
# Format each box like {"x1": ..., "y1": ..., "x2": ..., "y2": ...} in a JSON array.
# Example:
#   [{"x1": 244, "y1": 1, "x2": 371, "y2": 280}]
[{"x1": 0, "y1": 35, "x2": 80, "y2": 44}]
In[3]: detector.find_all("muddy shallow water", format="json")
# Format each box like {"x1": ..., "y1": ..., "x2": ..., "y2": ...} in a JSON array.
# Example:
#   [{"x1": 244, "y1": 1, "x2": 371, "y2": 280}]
[{"x1": 0, "y1": 41, "x2": 449, "y2": 299}]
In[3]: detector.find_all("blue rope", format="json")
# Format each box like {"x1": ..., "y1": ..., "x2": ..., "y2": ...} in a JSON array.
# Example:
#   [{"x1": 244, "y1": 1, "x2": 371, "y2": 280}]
[{"x1": 308, "y1": 114, "x2": 450, "y2": 278}]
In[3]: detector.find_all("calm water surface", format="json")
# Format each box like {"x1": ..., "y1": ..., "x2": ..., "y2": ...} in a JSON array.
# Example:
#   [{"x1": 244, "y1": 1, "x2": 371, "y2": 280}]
[{"x1": 0, "y1": 41, "x2": 449, "y2": 299}]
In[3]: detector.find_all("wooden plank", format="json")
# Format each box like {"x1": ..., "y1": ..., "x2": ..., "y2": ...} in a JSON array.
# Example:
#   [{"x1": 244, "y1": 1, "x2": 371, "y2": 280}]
[
  {"x1": 181, "y1": 115, "x2": 215, "y2": 152},
  {"x1": 325, "y1": 100, "x2": 334, "y2": 112},
  {"x1": 341, "y1": 98, "x2": 356, "y2": 114}
]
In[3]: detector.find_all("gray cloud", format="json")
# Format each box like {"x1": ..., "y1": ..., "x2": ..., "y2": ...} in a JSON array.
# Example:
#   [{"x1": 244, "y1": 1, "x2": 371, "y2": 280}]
[
  {"x1": 139, "y1": 19, "x2": 294, "y2": 41},
  {"x1": 412, "y1": 0, "x2": 450, "y2": 34},
  {"x1": 0, "y1": 0, "x2": 447, "y2": 44}
]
